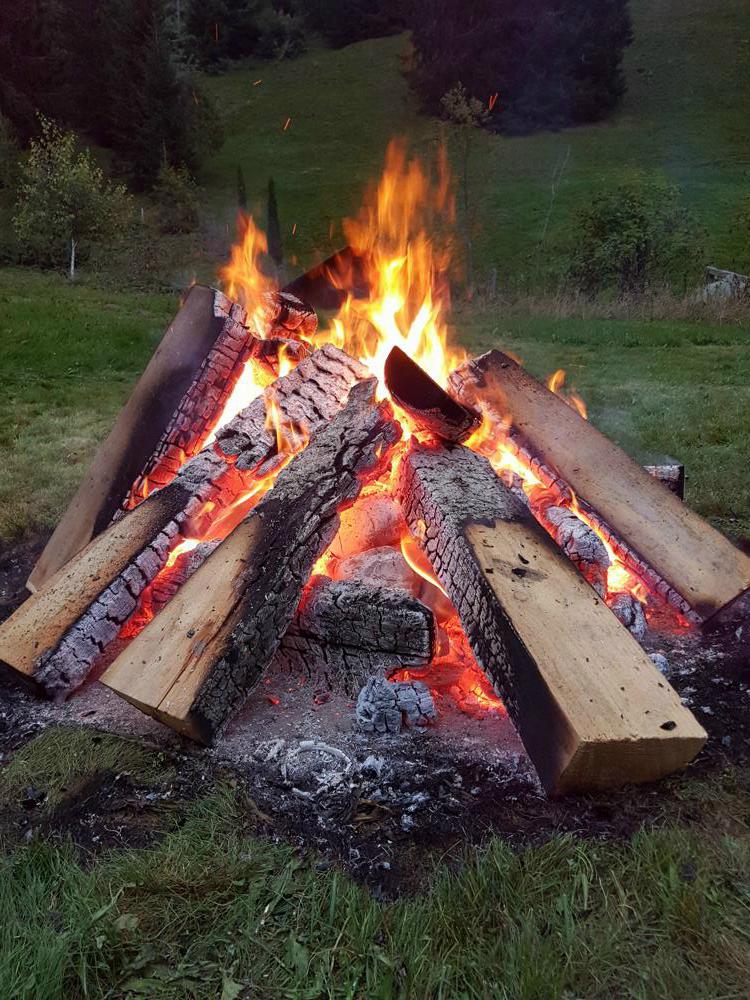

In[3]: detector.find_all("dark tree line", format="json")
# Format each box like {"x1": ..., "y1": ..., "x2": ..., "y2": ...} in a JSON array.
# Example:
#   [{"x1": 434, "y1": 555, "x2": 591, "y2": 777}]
[
  {"x1": 0, "y1": 0, "x2": 219, "y2": 189},
  {"x1": 408, "y1": 0, "x2": 633, "y2": 134}
]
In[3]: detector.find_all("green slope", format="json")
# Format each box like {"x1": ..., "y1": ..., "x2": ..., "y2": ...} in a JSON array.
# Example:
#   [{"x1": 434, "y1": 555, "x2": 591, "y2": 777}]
[{"x1": 200, "y1": 0, "x2": 750, "y2": 282}]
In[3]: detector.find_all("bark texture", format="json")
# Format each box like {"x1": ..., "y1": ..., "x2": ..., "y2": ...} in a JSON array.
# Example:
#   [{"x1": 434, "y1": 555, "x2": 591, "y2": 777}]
[
  {"x1": 188, "y1": 378, "x2": 402, "y2": 739},
  {"x1": 34, "y1": 346, "x2": 370, "y2": 698}
]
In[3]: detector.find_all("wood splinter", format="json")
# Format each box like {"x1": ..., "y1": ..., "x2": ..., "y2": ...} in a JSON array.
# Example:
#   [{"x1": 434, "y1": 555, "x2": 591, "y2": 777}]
[
  {"x1": 101, "y1": 378, "x2": 402, "y2": 743},
  {"x1": 397, "y1": 441, "x2": 706, "y2": 795}
]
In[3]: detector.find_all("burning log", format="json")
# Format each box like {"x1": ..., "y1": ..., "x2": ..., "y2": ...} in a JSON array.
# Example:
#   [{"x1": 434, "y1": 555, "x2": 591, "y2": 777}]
[
  {"x1": 543, "y1": 505, "x2": 610, "y2": 597},
  {"x1": 100, "y1": 379, "x2": 401, "y2": 742},
  {"x1": 0, "y1": 346, "x2": 372, "y2": 697},
  {"x1": 450, "y1": 351, "x2": 750, "y2": 627},
  {"x1": 328, "y1": 494, "x2": 406, "y2": 560},
  {"x1": 283, "y1": 246, "x2": 370, "y2": 311},
  {"x1": 28, "y1": 285, "x2": 250, "y2": 592},
  {"x1": 274, "y1": 577, "x2": 435, "y2": 696},
  {"x1": 384, "y1": 346, "x2": 481, "y2": 443},
  {"x1": 261, "y1": 291, "x2": 317, "y2": 340},
  {"x1": 397, "y1": 441, "x2": 706, "y2": 794}
]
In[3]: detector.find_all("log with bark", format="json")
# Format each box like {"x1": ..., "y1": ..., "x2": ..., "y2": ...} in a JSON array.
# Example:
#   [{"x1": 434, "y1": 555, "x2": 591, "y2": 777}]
[
  {"x1": 100, "y1": 378, "x2": 402, "y2": 742},
  {"x1": 450, "y1": 351, "x2": 750, "y2": 627},
  {"x1": 283, "y1": 246, "x2": 370, "y2": 311},
  {"x1": 0, "y1": 346, "x2": 371, "y2": 697},
  {"x1": 273, "y1": 577, "x2": 435, "y2": 697},
  {"x1": 397, "y1": 440, "x2": 706, "y2": 794},
  {"x1": 384, "y1": 346, "x2": 481, "y2": 443},
  {"x1": 27, "y1": 286, "x2": 250, "y2": 591}
]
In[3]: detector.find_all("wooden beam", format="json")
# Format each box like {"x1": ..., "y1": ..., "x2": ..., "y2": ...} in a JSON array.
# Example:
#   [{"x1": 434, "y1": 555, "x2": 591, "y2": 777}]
[
  {"x1": 101, "y1": 379, "x2": 401, "y2": 743},
  {"x1": 383, "y1": 346, "x2": 481, "y2": 442},
  {"x1": 28, "y1": 286, "x2": 248, "y2": 592},
  {"x1": 450, "y1": 351, "x2": 750, "y2": 626},
  {"x1": 2, "y1": 346, "x2": 371, "y2": 698},
  {"x1": 397, "y1": 441, "x2": 706, "y2": 794},
  {"x1": 283, "y1": 246, "x2": 369, "y2": 311}
]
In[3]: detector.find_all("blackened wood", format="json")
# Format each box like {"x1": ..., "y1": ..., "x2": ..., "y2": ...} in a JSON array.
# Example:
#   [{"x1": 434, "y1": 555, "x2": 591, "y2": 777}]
[
  {"x1": 644, "y1": 460, "x2": 685, "y2": 500},
  {"x1": 397, "y1": 441, "x2": 706, "y2": 794},
  {"x1": 283, "y1": 246, "x2": 369, "y2": 311},
  {"x1": 101, "y1": 379, "x2": 402, "y2": 742},
  {"x1": 260, "y1": 291, "x2": 317, "y2": 340},
  {"x1": 28, "y1": 286, "x2": 245, "y2": 592},
  {"x1": 273, "y1": 577, "x2": 434, "y2": 697},
  {"x1": 450, "y1": 351, "x2": 750, "y2": 626},
  {"x1": 6, "y1": 347, "x2": 371, "y2": 699},
  {"x1": 384, "y1": 346, "x2": 481, "y2": 443}
]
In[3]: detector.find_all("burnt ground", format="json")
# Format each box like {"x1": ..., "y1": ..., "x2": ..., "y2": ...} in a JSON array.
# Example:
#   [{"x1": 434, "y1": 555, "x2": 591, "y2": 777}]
[{"x1": 1, "y1": 535, "x2": 749, "y2": 897}]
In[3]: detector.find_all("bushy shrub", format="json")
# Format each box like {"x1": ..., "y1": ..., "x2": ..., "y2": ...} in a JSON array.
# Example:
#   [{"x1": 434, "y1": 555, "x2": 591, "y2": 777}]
[
  {"x1": 13, "y1": 117, "x2": 131, "y2": 269},
  {"x1": 566, "y1": 173, "x2": 705, "y2": 295},
  {"x1": 408, "y1": 0, "x2": 633, "y2": 135},
  {"x1": 152, "y1": 162, "x2": 200, "y2": 234},
  {"x1": 256, "y1": 6, "x2": 306, "y2": 60}
]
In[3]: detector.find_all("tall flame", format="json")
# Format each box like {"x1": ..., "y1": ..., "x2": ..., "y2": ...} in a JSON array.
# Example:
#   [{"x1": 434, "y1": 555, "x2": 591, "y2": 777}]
[{"x1": 315, "y1": 141, "x2": 466, "y2": 395}]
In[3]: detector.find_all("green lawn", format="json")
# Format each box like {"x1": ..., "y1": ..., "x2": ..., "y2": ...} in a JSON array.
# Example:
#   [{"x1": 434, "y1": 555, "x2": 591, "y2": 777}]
[
  {"x1": 199, "y1": 0, "x2": 750, "y2": 284},
  {"x1": 1, "y1": 730, "x2": 749, "y2": 1000}
]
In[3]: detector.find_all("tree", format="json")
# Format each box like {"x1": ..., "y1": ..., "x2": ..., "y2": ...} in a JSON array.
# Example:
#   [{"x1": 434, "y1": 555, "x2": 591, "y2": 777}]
[
  {"x1": 266, "y1": 177, "x2": 283, "y2": 267},
  {"x1": 567, "y1": 173, "x2": 705, "y2": 295},
  {"x1": 0, "y1": 113, "x2": 19, "y2": 190},
  {"x1": 408, "y1": 0, "x2": 633, "y2": 135},
  {"x1": 305, "y1": 0, "x2": 404, "y2": 48},
  {"x1": 236, "y1": 164, "x2": 247, "y2": 209},
  {"x1": 13, "y1": 117, "x2": 131, "y2": 269},
  {"x1": 185, "y1": 0, "x2": 264, "y2": 67},
  {"x1": 153, "y1": 161, "x2": 199, "y2": 233}
]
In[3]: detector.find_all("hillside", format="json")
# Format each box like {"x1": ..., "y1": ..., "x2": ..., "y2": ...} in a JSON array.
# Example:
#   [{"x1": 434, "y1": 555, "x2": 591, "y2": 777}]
[{"x1": 200, "y1": 0, "x2": 750, "y2": 284}]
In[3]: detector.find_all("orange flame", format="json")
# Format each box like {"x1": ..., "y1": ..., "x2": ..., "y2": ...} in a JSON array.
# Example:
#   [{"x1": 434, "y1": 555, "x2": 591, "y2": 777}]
[
  {"x1": 546, "y1": 369, "x2": 588, "y2": 420},
  {"x1": 313, "y1": 141, "x2": 466, "y2": 403}
]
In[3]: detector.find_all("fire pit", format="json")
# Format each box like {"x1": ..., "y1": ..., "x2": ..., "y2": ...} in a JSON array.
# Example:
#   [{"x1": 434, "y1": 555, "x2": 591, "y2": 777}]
[{"x1": 2, "y1": 143, "x2": 748, "y2": 797}]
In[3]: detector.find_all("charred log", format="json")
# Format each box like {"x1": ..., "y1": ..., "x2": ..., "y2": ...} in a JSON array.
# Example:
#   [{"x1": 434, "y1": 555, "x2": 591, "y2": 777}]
[
  {"x1": 384, "y1": 346, "x2": 481, "y2": 443},
  {"x1": 0, "y1": 346, "x2": 371, "y2": 697},
  {"x1": 101, "y1": 378, "x2": 402, "y2": 742},
  {"x1": 449, "y1": 351, "x2": 750, "y2": 626},
  {"x1": 397, "y1": 440, "x2": 706, "y2": 794}
]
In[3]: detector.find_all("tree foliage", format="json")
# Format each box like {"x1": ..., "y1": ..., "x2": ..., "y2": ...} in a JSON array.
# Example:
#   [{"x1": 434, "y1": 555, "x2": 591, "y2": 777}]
[
  {"x1": 13, "y1": 117, "x2": 131, "y2": 268},
  {"x1": 304, "y1": 0, "x2": 404, "y2": 48},
  {"x1": 408, "y1": 0, "x2": 633, "y2": 135},
  {"x1": 0, "y1": 0, "x2": 217, "y2": 189},
  {"x1": 567, "y1": 173, "x2": 705, "y2": 294}
]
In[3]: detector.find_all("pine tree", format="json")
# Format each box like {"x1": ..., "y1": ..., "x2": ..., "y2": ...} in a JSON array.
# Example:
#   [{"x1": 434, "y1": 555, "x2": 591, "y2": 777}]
[
  {"x1": 266, "y1": 177, "x2": 283, "y2": 267},
  {"x1": 236, "y1": 164, "x2": 247, "y2": 210}
]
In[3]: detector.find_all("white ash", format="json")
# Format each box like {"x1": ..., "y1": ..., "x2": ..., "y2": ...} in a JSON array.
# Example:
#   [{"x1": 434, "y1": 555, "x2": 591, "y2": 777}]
[
  {"x1": 355, "y1": 677, "x2": 437, "y2": 735},
  {"x1": 609, "y1": 591, "x2": 648, "y2": 640},
  {"x1": 544, "y1": 505, "x2": 610, "y2": 596},
  {"x1": 649, "y1": 652, "x2": 670, "y2": 675}
]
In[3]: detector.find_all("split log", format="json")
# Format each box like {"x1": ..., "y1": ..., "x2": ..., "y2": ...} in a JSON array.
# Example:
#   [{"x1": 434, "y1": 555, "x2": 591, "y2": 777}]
[
  {"x1": 450, "y1": 351, "x2": 750, "y2": 627},
  {"x1": 101, "y1": 378, "x2": 401, "y2": 742},
  {"x1": 0, "y1": 346, "x2": 371, "y2": 697},
  {"x1": 273, "y1": 577, "x2": 435, "y2": 697},
  {"x1": 260, "y1": 291, "x2": 317, "y2": 341},
  {"x1": 644, "y1": 459, "x2": 685, "y2": 500},
  {"x1": 28, "y1": 286, "x2": 249, "y2": 591},
  {"x1": 384, "y1": 346, "x2": 481, "y2": 443},
  {"x1": 397, "y1": 441, "x2": 706, "y2": 794},
  {"x1": 283, "y1": 246, "x2": 370, "y2": 311}
]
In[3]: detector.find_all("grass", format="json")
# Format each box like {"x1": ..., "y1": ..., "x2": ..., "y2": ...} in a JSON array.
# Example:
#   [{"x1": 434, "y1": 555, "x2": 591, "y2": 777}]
[
  {"x1": 198, "y1": 0, "x2": 750, "y2": 283},
  {"x1": 0, "y1": 738, "x2": 749, "y2": 1000}
]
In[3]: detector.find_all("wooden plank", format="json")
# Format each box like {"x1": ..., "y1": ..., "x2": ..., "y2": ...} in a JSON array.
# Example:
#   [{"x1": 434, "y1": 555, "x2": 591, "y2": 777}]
[
  {"x1": 101, "y1": 379, "x2": 401, "y2": 743},
  {"x1": 450, "y1": 351, "x2": 750, "y2": 625},
  {"x1": 283, "y1": 246, "x2": 369, "y2": 311},
  {"x1": 397, "y1": 442, "x2": 706, "y2": 794},
  {"x1": 28, "y1": 285, "x2": 245, "y2": 592},
  {"x1": 0, "y1": 480, "x2": 193, "y2": 683}
]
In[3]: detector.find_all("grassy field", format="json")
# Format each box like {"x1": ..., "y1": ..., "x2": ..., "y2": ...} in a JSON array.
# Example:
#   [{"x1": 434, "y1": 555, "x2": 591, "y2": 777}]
[
  {"x1": 1, "y1": 729, "x2": 749, "y2": 1000},
  {"x1": 199, "y1": 0, "x2": 750, "y2": 284}
]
